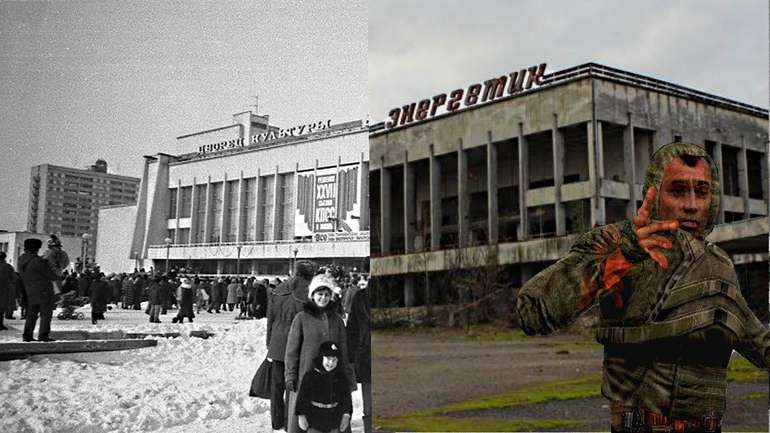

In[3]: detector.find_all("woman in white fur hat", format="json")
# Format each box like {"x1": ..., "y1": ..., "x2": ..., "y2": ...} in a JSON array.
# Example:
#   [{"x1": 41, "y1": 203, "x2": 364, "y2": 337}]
[{"x1": 284, "y1": 273, "x2": 356, "y2": 433}]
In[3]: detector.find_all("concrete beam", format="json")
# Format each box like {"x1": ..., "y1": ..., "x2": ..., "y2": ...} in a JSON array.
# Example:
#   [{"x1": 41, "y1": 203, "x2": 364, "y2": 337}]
[
  {"x1": 430, "y1": 145, "x2": 442, "y2": 250},
  {"x1": 517, "y1": 123, "x2": 529, "y2": 241},
  {"x1": 487, "y1": 134, "x2": 499, "y2": 243}
]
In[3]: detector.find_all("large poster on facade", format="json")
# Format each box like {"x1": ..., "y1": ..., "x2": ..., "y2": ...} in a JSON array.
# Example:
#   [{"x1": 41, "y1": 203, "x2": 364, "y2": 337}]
[{"x1": 295, "y1": 164, "x2": 361, "y2": 238}]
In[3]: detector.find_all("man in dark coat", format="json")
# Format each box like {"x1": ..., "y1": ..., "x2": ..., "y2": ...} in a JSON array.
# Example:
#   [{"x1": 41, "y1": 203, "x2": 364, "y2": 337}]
[
  {"x1": 18, "y1": 238, "x2": 58, "y2": 342},
  {"x1": 132, "y1": 274, "x2": 145, "y2": 310},
  {"x1": 78, "y1": 270, "x2": 92, "y2": 298},
  {"x1": 346, "y1": 282, "x2": 372, "y2": 433},
  {"x1": 89, "y1": 273, "x2": 110, "y2": 324},
  {"x1": 265, "y1": 260, "x2": 318, "y2": 432},
  {"x1": 0, "y1": 252, "x2": 17, "y2": 329}
]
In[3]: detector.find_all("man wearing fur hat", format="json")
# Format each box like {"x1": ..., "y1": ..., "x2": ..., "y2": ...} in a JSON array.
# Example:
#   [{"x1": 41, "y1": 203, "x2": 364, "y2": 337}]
[
  {"x1": 266, "y1": 259, "x2": 319, "y2": 432},
  {"x1": 18, "y1": 238, "x2": 58, "y2": 342},
  {"x1": 516, "y1": 142, "x2": 769, "y2": 432}
]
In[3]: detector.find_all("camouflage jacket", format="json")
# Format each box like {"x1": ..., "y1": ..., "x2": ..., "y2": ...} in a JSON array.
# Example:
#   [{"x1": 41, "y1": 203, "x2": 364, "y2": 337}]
[{"x1": 516, "y1": 220, "x2": 770, "y2": 419}]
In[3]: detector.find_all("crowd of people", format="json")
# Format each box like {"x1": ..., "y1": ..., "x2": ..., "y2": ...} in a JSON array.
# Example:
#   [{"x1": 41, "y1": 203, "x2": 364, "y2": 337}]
[
  {"x1": 0, "y1": 235, "x2": 372, "y2": 433},
  {"x1": 266, "y1": 260, "x2": 371, "y2": 433}
]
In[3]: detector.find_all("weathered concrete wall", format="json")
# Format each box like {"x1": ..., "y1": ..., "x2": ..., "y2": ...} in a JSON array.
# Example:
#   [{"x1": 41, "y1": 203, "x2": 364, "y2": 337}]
[
  {"x1": 593, "y1": 79, "x2": 768, "y2": 152},
  {"x1": 371, "y1": 80, "x2": 594, "y2": 169}
]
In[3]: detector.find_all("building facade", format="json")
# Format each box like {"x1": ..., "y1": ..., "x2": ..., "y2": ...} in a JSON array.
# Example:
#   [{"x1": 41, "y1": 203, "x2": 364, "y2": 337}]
[
  {"x1": 27, "y1": 160, "x2": 140, "y2": 261},
  {"x1": 97, "y1": 111, "x2": 369, "y2": 275},
  {"x1": 369, "y1": 63, "x2": 768, "y2": 309}
]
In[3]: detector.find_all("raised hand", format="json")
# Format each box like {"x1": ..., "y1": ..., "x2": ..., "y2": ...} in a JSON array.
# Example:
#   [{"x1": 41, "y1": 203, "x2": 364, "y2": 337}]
[{"x1": 632, "y1": 187, "x2": 678, "y2": 268}]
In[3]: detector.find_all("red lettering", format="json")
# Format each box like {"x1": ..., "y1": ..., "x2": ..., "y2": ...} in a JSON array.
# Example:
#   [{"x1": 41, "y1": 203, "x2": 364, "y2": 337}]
[
  {"x1": 447, "y1": 89, "x2": 464, "y2": 112},
  {"x1": 508, "y1": 70, "x2": 526, "y2": 94},
  {"x1": 416, "y1": 99, "x2": 430, "y2": 120},
  {"x1": 465, "y1": 84, "x2": 481, "y2": 106},
  {"x1": 387, "y1": 108, "x2": 400, "y2": 129},
  {"x1": 482, "y1": 76, "x2": 507, "y2": 102},
  {"x1": 533, "y1": 63, "x2": 547, "y2": 85},
  {"x1": 430, "y1": 94, "x2": 447, "y2": 116},
  {"x1": 400, "y1": 103, "x2": 416, "y2": 125}
]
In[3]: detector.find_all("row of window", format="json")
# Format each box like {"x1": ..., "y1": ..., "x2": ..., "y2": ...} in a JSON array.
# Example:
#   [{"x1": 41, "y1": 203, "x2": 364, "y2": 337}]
[{"x1": 168, "y1": 175, "x2": 294, "y2": 244}]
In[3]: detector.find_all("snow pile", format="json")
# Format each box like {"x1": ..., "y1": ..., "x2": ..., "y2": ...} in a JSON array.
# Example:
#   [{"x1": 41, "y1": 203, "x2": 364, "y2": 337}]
[{"x1": 0, "y1": 319, "x2": 364, "y2": 432}]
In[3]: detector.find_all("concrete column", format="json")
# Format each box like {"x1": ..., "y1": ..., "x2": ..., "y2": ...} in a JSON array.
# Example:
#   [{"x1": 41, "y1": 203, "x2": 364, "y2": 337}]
[
  {"x1": 219, "y1": 173, "x2": 228, "y2": 243},
  {"x1": 738, "y1": 136, "x2": 750, "y2": 219},
  {"x1": 403, "y1": 152, "x2": 416, "y2": 252},
  {"x1": 429, "y1": 145, "x2": 442, "y2": 250},
  {"x1": 403, "y1": 275, "x2": 415, "y2": 307},
  {"x1": 203, "y1": 176, "x2": 212, "y2": 243},
  {"x1": 713, "y1": 143, "x2": 724, "y2": 224},
  {"x1": 588, "y1": 121, "x2": 606, "y2": 226},
  {"x1": 380, "y1": 161, "x2": 391, "y2": 254},
  {"x1": 518, "y1": 123, "x2": 529, "y2": 241},
  {"x1": 359, "y1": 154, "x2": 369, "y2": 231},
  {"x1": 189, "y1": 179, "x2": 198, "y2": 243},
  {"x1": 457, "y1": 140, "x2": 469, "y2": 247},
  {"x1": 236, "y1": 171, "x2": 245, "y2": 242},
  {"x1": 552, "y1": 116, "x2": 565, "y2": 236},
  {"x1": 487, "y1": 132, "x2": 499, "y2": 243},
  {"x1": 272, "y1": 166, "x2": 281, "y2": 240},
  {"x1": 761, "y1": 149, "x2": 768, "y2": 202},
  {"x1": 335, "y1": 156, "x2": 342, "y2": 233},
  {"x1": 254, "y1": 170, "x2": 263, "y2": 241},
  {"x1": 174, "y1": 180, "x2": 182, "y2": 243},
  {"x1": 623, "y1": 114, "x2": 637, "y2": 218}
]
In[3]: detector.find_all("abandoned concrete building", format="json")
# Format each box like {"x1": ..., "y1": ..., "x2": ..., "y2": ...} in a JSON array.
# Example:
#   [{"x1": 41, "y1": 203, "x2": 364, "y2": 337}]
[{"x1": 369, "y1": 63, "x2": 769, "y2": 312}]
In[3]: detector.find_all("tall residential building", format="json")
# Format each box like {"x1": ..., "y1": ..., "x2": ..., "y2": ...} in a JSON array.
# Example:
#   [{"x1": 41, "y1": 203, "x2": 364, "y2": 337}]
[{"x1": 27, "y1": 159, "x2": 140, "y2": 261}]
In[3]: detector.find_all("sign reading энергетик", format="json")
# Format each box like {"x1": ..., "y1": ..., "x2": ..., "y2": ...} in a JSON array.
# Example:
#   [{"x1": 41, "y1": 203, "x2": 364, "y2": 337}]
[{"x1": 386, "y1": 63, "x2": 547, "y2": 129}]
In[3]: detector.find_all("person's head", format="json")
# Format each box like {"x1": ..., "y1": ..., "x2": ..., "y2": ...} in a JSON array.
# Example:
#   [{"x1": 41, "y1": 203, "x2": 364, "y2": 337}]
[
  {"x1": 643, "y1": 142, "x2": 719, "y2": 238},
  {"x1": 47, "y1": 234, "x2": 62, "y2": 250},
  {"x1": 294, "y1": 260, "x2": 318, "y2": 279},
  {"x1": 23, "y1": 238, "x2": 43, "y2": 253},
  {"x1": 317, "y1": 341, "x2": 339, "y2": 372},
  {"x1": 307, "y1": 274, "x2": 338, "y2": 308},
  {"x1": 0, "y1": 252, "x2": 5, "y2": 262}
]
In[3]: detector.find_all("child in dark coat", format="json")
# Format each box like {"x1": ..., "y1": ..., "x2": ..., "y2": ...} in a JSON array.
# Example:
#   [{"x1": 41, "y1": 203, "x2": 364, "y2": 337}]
[{"x1": 296, "y1": 341, "x2": 352, "y2": 433}]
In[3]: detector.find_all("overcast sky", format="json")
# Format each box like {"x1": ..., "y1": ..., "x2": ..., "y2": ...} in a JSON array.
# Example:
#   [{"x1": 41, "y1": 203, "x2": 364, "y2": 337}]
[
  {"x1": 369, "y1": 0, "x2": 768, "y2": 124},
  {"x1": 0, "y1": 0, "x2": 366, "y2": 231}
]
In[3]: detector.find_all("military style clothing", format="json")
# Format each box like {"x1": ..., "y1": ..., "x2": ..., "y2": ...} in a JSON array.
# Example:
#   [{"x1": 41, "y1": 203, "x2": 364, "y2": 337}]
[{"x1": 516, "y1": 142, "x2": 770, "y2": 429}]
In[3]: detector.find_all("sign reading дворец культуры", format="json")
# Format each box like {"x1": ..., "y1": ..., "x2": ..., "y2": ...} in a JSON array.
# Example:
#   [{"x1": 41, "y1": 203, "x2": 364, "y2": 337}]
[
  {"x1": 197, "y1": 119, "x2": 332, "y2": 154},
  {"x1": 385, "y1": 63, "x2": 547, "y2": 129}
]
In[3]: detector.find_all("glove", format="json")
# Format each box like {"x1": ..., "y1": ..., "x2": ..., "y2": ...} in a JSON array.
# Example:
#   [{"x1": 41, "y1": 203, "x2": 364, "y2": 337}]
[
  {"x1": 286, "y1": 380, "x2": 296, "y2": 392},
  {"x1": 298, "y1": 415, "x2": 309, "y2": 431},
  {"x1": 340, "y1": 413, "x2": 351, "y2": 431},
  {"x1": 266, "y1": 357, "x2": 273, "y2": 362}
]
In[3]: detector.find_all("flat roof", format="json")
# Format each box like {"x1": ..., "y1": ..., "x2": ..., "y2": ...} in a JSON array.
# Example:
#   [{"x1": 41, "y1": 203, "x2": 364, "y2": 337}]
[{"x1": 370, "y1": 62, "x2": 769, "y2": 136}]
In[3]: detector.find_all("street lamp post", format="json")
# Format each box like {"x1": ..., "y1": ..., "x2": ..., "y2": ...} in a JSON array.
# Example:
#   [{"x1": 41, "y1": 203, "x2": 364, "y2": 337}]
[
  {"x1": 164, "y1": 237, "x2": 173, "y2": 273},
  {"x1": 292, "y1": 248, "x2": 298, "y2": 276},
  {"x1": 236, "y1": 244, "x2": 242, "y2": 276}
]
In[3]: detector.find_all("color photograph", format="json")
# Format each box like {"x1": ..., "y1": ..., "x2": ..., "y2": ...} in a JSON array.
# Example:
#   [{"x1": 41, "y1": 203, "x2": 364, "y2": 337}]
[{"x1": 368, "y1": 1, "x2": 769, "y2": 431}]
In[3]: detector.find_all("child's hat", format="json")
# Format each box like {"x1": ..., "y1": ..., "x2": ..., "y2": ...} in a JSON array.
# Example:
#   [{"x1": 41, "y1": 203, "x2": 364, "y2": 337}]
[
  {"x1": 318, "y1": 341, "x2": 339, "y2": 358},
  {"x1": 307, "y1": 274, "x2": 339, "y2": 299}
]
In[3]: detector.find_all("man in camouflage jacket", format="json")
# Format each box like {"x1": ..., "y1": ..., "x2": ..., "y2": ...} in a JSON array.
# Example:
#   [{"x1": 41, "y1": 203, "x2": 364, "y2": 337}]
[{"x1": 516, "y1": 142, "x2": 769, "y2": 433}]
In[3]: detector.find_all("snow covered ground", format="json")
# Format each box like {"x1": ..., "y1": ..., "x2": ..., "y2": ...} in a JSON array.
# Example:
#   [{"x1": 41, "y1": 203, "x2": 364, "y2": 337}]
[{"x1": 0, "y1": 305, "x2": 364, "y2": 433}]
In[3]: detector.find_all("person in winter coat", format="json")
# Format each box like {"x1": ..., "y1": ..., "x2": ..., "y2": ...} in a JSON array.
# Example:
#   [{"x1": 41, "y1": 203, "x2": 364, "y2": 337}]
[
  {"x1": 254, "y1": 279, "x2": 268, "y2": 319},
  {"x1": 209, "y1": 277, "x2": 225, "y2": 313},
  {"x1": 266, "y1": 260, "x2": 318, "y2": 432},
  {"x1": 108, "y1": 274, "x2": 121, "y2": 305},
  {"x1": 89, "y1": 273, "x2": 110, "y2": 325},
  {"x1": 78, "y1": 270, "x2": 92, "y2": 298},
  {"x1": 121, "y1": 275, "x2": 133, "y2": 309},
  {"x1": 160, "y1": 276, "x2": 173, "y2": 314},
  {"x1": 148, "y1": 274, "x2": 163, "y2": 323},
  {"x1": 197, "y1": 277, "x2": 210, "y2": 313},
  {"x1": 296, "y1": 341, "x2": 353, "y2": 433},
  {"x1": 226, "y1": 278, "x2": 239, "y2": 311},
  {"x1": 0, "y1": 252, "x2": 17, "y2": 330},
  {"x1": 62, "y1": 274, "x2": 78, "y2": 297},
  {"x1": 172, "y1": 277, "x2": 195, "y2": 323},
  {"x1": 18, "y1": 238, "x2": 58, "y2": 342},
  {"x1": 284, "y1": 273, "x2": 355, "y2": 433},
  {"x1": 346, "y1": 283, "x2": 372, "y2": 433},
  {"x1": 131, "y1": 274, "x2": 145, "y2": 310}
]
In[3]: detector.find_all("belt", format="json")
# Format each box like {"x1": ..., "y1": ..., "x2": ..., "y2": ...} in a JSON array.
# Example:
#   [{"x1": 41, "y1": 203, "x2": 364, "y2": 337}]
[
  {"x1": 612, "y1": 406, "x2": 721, "y2": 433},
  {"x1": 310, "y1": 401, "x2": 338, "y2": 409}
]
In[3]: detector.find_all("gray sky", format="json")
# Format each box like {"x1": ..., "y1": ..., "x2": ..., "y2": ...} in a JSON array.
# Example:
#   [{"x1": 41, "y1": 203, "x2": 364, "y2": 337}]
[
  {"x1": 369, "y1": 0, "x2": 768, "y2": 124},
  {"x1": 0, "y1": 0, "x2": 366, "y2": 231}
]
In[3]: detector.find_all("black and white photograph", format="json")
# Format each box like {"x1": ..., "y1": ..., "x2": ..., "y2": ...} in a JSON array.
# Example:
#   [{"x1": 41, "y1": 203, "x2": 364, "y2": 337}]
[
  {"x1": 0, "y1": 1, "x2": 369, "y2": 432},
  {"x1": 368, "y1": 1, "x2": 769, "y2": 431}
]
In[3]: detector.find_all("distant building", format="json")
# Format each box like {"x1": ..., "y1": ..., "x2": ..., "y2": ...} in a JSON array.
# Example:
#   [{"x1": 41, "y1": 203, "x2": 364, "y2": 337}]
[
  {"x1": 27, "y1": 159, "x2": 140, "y2": 261},
  {"x1": 0, "y1": 231, "x2": 81, "y2": 270},
  {"x1": 97, "y1": 110, "x2": 369, "y2": 275},
  {"x1": 369, "y1": 63, "x2": 768, "y2": 308}
]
